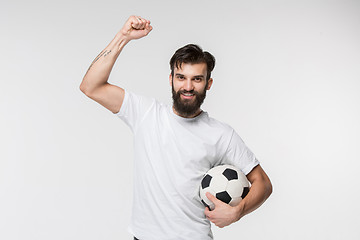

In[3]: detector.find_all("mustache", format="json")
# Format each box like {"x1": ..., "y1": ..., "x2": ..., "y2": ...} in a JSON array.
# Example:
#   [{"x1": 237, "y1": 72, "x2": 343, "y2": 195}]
[{"x1": 178, "y1": 89, "x2": 198, "y2": 95}]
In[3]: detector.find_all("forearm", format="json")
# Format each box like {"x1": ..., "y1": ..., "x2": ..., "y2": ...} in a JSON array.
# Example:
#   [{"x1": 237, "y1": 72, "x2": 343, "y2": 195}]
[
  {"x1": 80, "y1": 33, "x2": 128, "y2": 94},
  {"x1": 238, "y1": 181, "x2": 272, "y2": 219},
  {"x1": 235, "y1": 168, "x2": 272, "y2": 220}
]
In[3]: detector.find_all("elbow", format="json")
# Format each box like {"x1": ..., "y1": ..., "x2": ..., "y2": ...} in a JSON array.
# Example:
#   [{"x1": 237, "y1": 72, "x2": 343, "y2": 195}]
[
  {"x1": 79, "y1": 80, "x2": 91, "y2": 96},
  {"x1": 80, "y1": 86, "x2": 88, "y2": 96},
  {"x1": 79, "y1": 83, "x2": 86, "y2": 94},
  {"x1": 261, "y1": 168, "x2": 273, "y2": 199},
  {"x1": 266, "y1": 179, "x2": 273, "y2": 199}
]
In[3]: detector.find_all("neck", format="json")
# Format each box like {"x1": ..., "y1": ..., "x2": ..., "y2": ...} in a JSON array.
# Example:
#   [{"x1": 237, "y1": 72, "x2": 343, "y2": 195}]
[{"x1": 172, "y1": 106, "x2": 202, "y2": 118}]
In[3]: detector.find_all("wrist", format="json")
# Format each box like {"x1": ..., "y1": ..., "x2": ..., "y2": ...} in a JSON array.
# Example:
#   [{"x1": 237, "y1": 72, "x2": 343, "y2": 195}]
[
  {"x1": 113, "y1": 32, "x2": 130, "y2": 50},
  {"x1": 235, "y1": 201, "x2": 246, "y2": 221}
]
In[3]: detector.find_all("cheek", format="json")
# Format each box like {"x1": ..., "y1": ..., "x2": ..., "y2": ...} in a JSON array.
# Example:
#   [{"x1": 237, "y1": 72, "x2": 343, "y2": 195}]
[
  {"x1": 196, "y1": 83, "x2": 207, "y2": 92},
  {"x1": 172, "y1": 81, "x2": 182, "y2": 91}
]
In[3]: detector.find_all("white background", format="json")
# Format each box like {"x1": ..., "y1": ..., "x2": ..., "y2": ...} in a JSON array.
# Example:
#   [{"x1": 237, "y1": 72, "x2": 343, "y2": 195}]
[{"x1": 1, "y1": 0, "x2": 360, "y2": 239}]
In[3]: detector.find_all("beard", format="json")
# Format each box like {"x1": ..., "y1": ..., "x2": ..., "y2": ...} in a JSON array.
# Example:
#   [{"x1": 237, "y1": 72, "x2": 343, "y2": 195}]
[{"x1": 172, "y1": 81, "x2": 207, "y2": 118}]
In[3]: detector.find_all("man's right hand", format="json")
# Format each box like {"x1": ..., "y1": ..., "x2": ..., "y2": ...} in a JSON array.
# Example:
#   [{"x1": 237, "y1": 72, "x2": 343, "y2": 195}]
[{"x1": 119, "y1": 15, "x2": 153, "y2": 41}]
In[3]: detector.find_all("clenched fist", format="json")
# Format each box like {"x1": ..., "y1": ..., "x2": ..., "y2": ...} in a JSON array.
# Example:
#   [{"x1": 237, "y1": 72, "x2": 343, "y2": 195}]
[{"x1": 119, "y1": 15, "x2": 153, "y2": 41}]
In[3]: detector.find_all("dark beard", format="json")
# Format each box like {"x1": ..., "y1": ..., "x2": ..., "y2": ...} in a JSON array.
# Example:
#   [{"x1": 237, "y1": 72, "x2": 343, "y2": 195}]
[{"x1": 172, "y1": 81, "x2": 207, "y2": 118}]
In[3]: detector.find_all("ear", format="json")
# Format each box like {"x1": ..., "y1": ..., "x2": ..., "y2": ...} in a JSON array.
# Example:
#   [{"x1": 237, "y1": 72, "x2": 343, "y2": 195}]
[
  {"x1": 169, "y1": 74, "x2": 173, "y2": 87},
  {"x1": 206, "y1": 78, "x2": 213, "y2": 90}
]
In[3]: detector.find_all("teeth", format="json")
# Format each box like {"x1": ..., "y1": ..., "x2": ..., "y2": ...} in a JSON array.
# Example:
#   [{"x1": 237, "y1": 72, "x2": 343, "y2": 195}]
[{"x1": 182, "y1": 93, "x2": 194, "y2": 96}]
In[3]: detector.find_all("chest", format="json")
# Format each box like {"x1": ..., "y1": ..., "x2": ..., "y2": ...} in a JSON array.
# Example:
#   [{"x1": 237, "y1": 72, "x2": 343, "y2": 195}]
[{"x1": 138, "y1": 110, "x2": 224, "y2": 171}]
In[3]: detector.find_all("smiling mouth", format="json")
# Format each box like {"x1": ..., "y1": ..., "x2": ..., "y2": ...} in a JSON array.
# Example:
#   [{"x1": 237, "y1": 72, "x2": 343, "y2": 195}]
[{"x1": 181, "y1": 93, "x2": 195, "y2": 99}]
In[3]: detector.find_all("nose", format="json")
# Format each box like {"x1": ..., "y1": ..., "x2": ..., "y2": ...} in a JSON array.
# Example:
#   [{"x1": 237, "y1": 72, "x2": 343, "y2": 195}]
[{"x1": 184, "y1": 79, "x2": 194, "y2": 92}]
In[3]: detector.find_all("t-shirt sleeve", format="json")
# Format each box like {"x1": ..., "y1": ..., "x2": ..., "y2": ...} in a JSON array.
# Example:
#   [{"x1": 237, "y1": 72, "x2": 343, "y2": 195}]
[
  {"x1": 221, "y1": 130, "x2": 260, "y2": 175},
  {"x1": 114, "y1": 89, "x2": 154, "y2": 133}
]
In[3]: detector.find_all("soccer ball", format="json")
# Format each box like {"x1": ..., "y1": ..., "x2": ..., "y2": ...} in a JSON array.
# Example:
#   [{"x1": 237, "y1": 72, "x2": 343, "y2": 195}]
[{"x1": 199, "y1": 165, "x2": 250, "y2": 211}]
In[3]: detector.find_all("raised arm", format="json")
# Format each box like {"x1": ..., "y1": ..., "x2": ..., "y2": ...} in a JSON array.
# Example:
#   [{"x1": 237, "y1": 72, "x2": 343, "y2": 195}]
[{"x1": 80, "y1": 15, "x2": 153, "y2": 113}]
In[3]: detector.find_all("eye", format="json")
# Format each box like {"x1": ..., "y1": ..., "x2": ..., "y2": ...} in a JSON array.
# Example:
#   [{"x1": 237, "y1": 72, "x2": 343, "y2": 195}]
[
  {"x1": 194, "y1": 77, "x2": 203, "y2": 82},
  {"x1": 177, "y1": 75, "x2": 185, "y2": 80}
]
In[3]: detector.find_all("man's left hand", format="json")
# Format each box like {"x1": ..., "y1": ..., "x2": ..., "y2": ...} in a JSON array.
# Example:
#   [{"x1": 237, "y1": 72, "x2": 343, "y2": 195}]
[{"x1": 204, "y1": 192, "x2": 242, "y2": 228}]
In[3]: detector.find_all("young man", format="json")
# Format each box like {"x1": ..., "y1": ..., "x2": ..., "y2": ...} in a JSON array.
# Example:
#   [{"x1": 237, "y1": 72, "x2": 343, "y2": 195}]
[{"x1": 80, "y1": 15, "x2": 272, "y2": 240}]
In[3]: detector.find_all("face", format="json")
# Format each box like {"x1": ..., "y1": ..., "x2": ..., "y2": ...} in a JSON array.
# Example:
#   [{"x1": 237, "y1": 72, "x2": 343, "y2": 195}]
[{"x1": 169, "y1": 63, "x2": 213, "y2": 118}]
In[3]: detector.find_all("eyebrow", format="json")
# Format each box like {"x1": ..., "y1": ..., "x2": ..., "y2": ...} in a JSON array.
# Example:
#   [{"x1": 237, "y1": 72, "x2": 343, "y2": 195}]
[
  {"x1": 193, "y1": 75, "x2": 205, "y2": 78},
  {"x1": 175, "y1": 73, "x2": 205, "y2": 78}
]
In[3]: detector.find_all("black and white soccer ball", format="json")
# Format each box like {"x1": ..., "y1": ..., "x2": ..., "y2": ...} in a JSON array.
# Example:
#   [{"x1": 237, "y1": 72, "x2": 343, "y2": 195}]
[{"x1": 199, "y1": 165, "x2": 250, "y2": 210}]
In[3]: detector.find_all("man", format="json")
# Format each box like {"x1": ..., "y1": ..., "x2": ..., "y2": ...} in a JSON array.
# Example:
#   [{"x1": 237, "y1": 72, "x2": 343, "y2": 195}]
[{"x1": 80, "y1": 15, "x2": 272, "y2": 240}]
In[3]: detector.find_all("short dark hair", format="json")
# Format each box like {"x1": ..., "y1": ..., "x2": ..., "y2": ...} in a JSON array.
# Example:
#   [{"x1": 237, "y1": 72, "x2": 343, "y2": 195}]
[{"x1": 170, "y1": 44, "x2": 216, "y2": 81}]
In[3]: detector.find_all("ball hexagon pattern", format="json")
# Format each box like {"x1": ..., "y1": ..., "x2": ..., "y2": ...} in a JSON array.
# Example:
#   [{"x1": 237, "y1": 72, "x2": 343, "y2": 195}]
[{"x1": 199, "y1": 165, "x2": 250, "y2": 211}]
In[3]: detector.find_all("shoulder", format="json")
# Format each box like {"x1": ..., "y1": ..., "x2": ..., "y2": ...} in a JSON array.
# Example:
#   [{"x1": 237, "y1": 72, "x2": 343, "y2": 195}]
[
  {"x1": 123, "y1": 89, "x2": 162, "y2": 110},
  {"x1": 205, "y1": 113, "x2": 234, "y2": 133},
  {"x1": 124, "y1": 89, "x2": 156, "y2": 104},
  {"x1": 116, "y1": 89, "x2": 164, "y2": 120}
]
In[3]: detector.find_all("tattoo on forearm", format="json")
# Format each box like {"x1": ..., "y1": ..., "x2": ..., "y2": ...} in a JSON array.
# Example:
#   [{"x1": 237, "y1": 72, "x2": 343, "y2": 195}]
[
  {"x1": 104, "y1": 50, "x2": 111, "y2": 57},
  {"x1": 86, "y1": 49, "x2": 112, "y2": 73}
]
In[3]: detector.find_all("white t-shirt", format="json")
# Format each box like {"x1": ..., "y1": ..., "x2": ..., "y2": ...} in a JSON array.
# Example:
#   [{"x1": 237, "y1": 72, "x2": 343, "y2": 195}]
[{"x1": 116, "y1": 90, "x2": 259, "y2": 240}]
